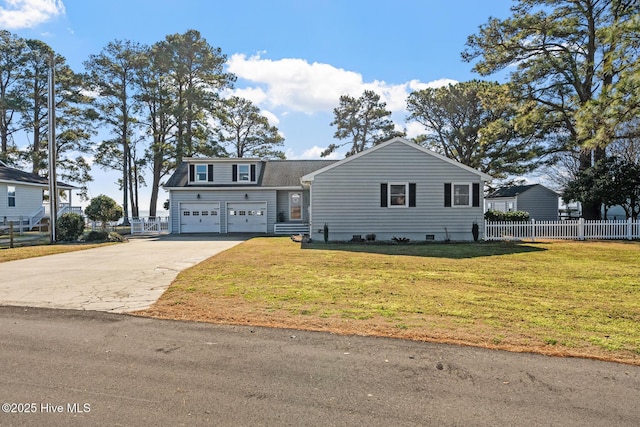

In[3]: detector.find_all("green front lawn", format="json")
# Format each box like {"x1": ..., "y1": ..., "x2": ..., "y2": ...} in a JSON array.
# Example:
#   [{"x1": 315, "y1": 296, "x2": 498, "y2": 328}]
[{"x1": 140, "y1": 237, "x2": 638, "y2": 365}]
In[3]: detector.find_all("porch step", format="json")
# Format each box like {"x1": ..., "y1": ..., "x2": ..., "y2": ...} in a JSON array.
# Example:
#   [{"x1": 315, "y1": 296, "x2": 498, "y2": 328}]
[{"x1": 273, "y1": 223, "x2": 310, "y2": 235}]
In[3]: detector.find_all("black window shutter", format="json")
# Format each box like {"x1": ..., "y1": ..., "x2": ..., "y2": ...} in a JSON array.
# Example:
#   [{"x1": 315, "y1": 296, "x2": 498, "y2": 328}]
[
  {"x1": 380, "y1": 183, "x2": 388, "y2": 207},
  {"x1": 232, "y1": 165, "x2": 237, "y2": 182},
  {"x1": 250, "y1": 164, "x2": 256, "y2": 181},
  {"x1": 207, "y1": 164, "x2": 214, "y2": 182},
  {"x1": 409, "y1": 183, "x2": 416, "y2": 207},
  {"x1": 189, "y1": 164, "x2": 195, "y2": 182},
  {"x1": 444, "y1": 183, "x2": 452, "y2": 207},
  {"x1": 472, "y1": 183, "x2": 480, "y2": 207}
]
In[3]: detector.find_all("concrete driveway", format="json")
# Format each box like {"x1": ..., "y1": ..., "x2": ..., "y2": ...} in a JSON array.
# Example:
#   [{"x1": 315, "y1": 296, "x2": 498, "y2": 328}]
[{"x1": 0, "y1": 234, "x2": 246, "y2": 313}]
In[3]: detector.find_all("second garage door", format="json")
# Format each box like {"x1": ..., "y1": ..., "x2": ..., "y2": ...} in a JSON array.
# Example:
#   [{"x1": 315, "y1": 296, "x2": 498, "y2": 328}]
[{"x1": 227, "y1": 202, "x2": 267, "y2": 233}]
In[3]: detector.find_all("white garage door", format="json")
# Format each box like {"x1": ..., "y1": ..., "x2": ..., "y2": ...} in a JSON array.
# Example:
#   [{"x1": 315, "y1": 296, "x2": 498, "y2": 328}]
[
  {"x1": 227, "y1": 202, "x2": 267, "y2": 233},
  {"x1": 180, "y1": 203, "x2": 220, "y2": 233}
]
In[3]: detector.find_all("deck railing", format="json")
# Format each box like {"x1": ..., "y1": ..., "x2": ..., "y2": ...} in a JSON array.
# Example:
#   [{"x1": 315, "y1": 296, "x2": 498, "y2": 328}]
[{"x1": 485, "y1": 218, "x2": 640, "y2": 241}]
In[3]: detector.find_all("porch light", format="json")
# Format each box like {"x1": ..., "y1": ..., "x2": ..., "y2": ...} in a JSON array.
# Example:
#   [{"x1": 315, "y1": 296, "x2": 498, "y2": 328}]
[
  {"x1": 197, "y1": 194, "x2": 201, "y2": 199},
  {"x1": 244, "y1": 193, "x2": 248, "y2": 200}
]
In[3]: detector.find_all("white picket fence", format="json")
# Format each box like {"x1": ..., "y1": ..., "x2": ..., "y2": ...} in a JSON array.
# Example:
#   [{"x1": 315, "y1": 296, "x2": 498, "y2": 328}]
[
  {"x1": 485, "y1": 218, "x2": 640, "y2": 241},
  {"x1": 130, "y1": 217, "x2": 170, "y2": 235}
]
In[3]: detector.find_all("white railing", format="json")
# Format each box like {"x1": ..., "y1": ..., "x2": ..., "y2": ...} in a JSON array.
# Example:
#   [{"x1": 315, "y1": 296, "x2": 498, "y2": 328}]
[
  {"x1": 485, "y1": 218, "x2": 640, "y2": 241},
  {"x1": 273, "y1": 223, "x2": 310, "y2": 235},
  {"x1": 130, "y1": 217, "x2": 170, "y2": 235}
]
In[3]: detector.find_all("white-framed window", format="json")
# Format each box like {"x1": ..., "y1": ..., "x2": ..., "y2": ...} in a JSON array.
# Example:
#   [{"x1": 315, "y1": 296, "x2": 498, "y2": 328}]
[
  {"x1": 238, "y1": 164, "x2": 250, "y2": 181},
  {"x1": 388, "y1": 183, "x2": 408, "y2": 208},
  {"x1": 7, "y1": 185, "x2": 15, "y2": 207},
  {"x1": 453, "y1": 183, "x2": 471, "y2": 207},
  {"x1": 289, "y1": 192, "x2": 303, "y2": 220},
  {"x1": 381, "y1": 183, "x2": 416, "y2": 208},
  {"x1": 195, "y1": 165, "x2": 207, "y2": 182}
]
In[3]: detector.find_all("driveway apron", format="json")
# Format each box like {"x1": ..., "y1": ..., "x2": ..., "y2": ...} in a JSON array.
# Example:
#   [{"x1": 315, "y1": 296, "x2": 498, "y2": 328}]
[{"x1": 0, "y1": 235, "x2": 245, "y2": 313}]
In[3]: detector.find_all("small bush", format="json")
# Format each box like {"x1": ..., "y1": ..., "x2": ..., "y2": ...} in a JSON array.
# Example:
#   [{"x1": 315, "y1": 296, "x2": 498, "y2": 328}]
[
  {"x1": 84, "y1": 230, "x2": 127, "y2": 242},
  {"x1": 84, "y1": 230, "x2": 109, "y2": 242},
  {"x1": 484, "y1": 210, "x2": 530, "y2": 222},
  {"x1": 56, "y1": 213, "x2": 85, "y2": 242}
]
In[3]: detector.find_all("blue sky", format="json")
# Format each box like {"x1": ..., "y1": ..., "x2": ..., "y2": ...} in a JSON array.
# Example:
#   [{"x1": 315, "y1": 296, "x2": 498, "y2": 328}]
[{"x1": 2, "y1": 0, "x2": 515, "y2": 214}]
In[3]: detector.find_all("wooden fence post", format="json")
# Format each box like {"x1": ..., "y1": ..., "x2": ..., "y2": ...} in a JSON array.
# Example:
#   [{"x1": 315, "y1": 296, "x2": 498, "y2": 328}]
[{"x1": 9, "y1": 221, "x2": 14, "y2": 248}]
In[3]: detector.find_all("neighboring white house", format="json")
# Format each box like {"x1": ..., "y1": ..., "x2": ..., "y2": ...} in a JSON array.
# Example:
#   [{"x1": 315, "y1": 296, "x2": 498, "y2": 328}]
[
  {"x1": 485, "y1": 184, "x2": 560, "y2": 221},
  {"x1": 164, "y1": 137, "x2": 493, "y2": 241},
  {"x1": 0, "y1": 160, "x2": 77, "y2": 230}
]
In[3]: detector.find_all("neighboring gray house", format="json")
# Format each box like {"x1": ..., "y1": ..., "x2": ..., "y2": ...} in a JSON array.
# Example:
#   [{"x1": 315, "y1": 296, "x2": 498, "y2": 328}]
[
  {"x1": 164, "y1": 137, "x2": 492, "y2": 241},
  {"x1": 0, "y1": 160, "x2": 77, "y2": 229},
  {"x1": 485, "y1": 184, "x2": 560, "y2": 221}
]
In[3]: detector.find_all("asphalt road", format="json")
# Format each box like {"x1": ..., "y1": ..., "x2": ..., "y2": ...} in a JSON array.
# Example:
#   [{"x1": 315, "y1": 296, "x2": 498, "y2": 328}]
[{"x1": 0, "y1": 307, "x2": 638, "y2": 427}]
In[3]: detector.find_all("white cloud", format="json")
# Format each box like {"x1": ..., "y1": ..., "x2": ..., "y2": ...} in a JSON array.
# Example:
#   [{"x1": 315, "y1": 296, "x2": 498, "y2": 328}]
[
  {"x1": 227, "y1": 53, "x2": 456, "y2": 117},
  {"x1": 260, "y1": 109, "x2": 279, "y2": 126},
  {"x1": 285, "y1": 145, "x2": 345, "y2": 160},
  {"x1": 0, "y1": 0, "x2": 65, "y2": 29}
]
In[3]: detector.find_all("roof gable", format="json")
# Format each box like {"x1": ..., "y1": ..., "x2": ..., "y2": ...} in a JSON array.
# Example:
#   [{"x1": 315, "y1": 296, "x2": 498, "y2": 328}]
[{"x1": 301, "y1": 137, "x2": 493, "y2": 182}]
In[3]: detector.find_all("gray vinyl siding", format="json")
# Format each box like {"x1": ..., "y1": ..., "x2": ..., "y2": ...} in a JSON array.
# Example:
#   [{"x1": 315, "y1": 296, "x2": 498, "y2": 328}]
[
  {"x1": 169, "y1": 189, "x2": 276, "y2": 233},
  {"x1": 276, "y1": 190, "x2": 310, "y2": 222},
  {"x1": 309, "y1": 141, "x2": 485, "y2": 241},
  {"x1": 515, "y1": 186, "x2": 559, "y2": 221}
]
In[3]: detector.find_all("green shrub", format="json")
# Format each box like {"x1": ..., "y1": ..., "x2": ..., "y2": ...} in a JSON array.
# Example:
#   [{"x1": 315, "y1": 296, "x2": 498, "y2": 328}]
[
  {"x1": 484, "y1": 210, "x2": 530, "y2": 222},
  {"x1": 56, "y1": 213, "x2": 85, "y2": 242},
  {"x1": 84, "y1": 230, "x2": 127, "y2": 243},
  {"x1": 85, "y1": 230, "x2": 109, "y2": 242}
]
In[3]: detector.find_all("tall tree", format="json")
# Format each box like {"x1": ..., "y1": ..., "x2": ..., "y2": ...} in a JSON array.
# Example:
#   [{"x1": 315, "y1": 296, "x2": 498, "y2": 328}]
[
  {"x1": 323, "y1": 90, "x2": 404, "y2": 157},
  {"x1": 215, "y1": 96, "x2": 285, "y2": 159},
  {"x1": 0, "y1": 30, "x2": 27, "y2": 164},
  {"x1": 463, "y1": 0, "x2": 640, "y2": 219},
  {"x1": 85, "y1": 39, "x2": 144, "y2": 222},
  {"x1": 18, "y1": 41, "x2": 95, "y2": 199},
  {"x1": 135, "y1": 44, "x2": 177, "y2": 217},
  {"x1": 156, "y1": 30, "x2": 235, "y2": 164},
  {"x1": 406, "y1": 80, "x2": 545, "y2": 179}
]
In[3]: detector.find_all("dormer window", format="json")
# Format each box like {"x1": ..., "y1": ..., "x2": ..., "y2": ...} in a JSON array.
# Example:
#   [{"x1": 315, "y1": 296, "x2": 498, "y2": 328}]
[
  {"x1": 189, "y1": 164, "x2": 213, "y2": 183},
  {"x1": 232, "y1": 164, "x2": 256, "y2": 183},
  {"x1": 238, "y1": 164, "x2": 250, "y2": 181},
  {"x1": 195, "y1": 165, "x2": 207, "y2": 182}
]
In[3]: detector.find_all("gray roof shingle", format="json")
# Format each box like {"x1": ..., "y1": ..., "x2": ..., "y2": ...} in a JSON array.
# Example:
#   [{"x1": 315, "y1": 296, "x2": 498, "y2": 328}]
[
  {"x1": 0, "y1": 163, "x2": 75, "y2": 188},
  {"x1": 164, "y1": 159, "x2": 337, "y2": 188},
  {"x1": 486, "y1": 184, "x2": 537, "y2": 198}
]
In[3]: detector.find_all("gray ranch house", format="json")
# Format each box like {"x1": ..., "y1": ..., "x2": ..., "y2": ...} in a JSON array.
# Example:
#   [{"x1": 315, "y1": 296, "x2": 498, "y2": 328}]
[
  {"x1": 164, "y1": 137, "x2": 492, "y2": 241},
  {"x1": 485, "y1": 184, "x2": 560, "y2": 221},
  {"x1": 0, "y1": 160, "x2": 77, "y2": 231}
]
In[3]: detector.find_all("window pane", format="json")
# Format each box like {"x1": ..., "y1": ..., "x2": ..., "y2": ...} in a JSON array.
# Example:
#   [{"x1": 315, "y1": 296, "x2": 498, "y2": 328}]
[
  {"x1": 454, "y1": 184, "x2": 470, "y2": 206},
  {"x1": 390, "y1": 184, "x2": 406, "y2": 206},
  {"x1": 8, "y1": 185, "x2": 15, "y2": 207},
  {"x1": 238, "y1": 165, "x2": 250, "y2": 181},
  {"x1": 196, "y1": 165, "x2": 207, "y2": 181}
]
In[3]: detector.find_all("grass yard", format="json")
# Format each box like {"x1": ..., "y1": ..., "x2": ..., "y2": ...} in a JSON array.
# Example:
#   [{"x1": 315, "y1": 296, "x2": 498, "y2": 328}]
[
  {"x1": 137, "y1": 237, "x2": 640, "y2": 365},
  {"x1": 0, "y1": 243, "x2": 109, "y2": 263}
]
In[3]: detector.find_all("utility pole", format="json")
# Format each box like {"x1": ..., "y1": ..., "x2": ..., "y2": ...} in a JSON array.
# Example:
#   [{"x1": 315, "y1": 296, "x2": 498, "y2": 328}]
[{"x1": 48, "y1": 52, "x2": 58, "y2": 243}]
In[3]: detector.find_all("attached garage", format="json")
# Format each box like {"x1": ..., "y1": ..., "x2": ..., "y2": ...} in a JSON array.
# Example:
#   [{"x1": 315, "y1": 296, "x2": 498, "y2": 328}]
[
  {"x1": 227, "y1": 202, "x2": 267, "y2": 233},
  {"x1": 180, "y1": 202, "x2": 220, "y2": 233}
]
